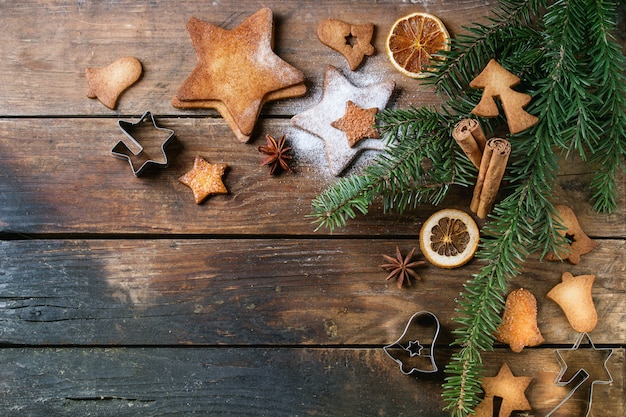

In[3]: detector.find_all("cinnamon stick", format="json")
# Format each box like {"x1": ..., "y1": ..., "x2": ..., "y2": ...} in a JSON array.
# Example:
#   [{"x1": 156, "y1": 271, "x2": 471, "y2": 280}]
[
  {"x1": 470, "y1": 138, "x2": 510, "y2": 218},
  {"x1": 452, "y1": 119, "x2": 487, "y2": 169}
]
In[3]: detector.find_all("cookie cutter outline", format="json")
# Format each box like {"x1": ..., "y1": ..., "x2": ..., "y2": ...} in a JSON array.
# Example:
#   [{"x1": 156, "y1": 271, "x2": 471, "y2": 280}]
[
  {"x1": 546, "y1": 332, "x2": 614, "y2": 417},
  {"x1": 383, "y1": 310, "x2": 440, "y2": 375},
  {"x1": 111, "y1": 110, "x2": 175, "y2": 176}
]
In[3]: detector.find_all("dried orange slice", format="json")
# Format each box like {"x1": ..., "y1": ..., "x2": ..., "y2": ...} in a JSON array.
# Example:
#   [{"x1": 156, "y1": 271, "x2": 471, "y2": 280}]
[
  {"x1": 419, "y1": 209, "x2": 479, "y2": 269},
  {"x1": 385, "y1": 12, "x2": 450, "y2": 78}
]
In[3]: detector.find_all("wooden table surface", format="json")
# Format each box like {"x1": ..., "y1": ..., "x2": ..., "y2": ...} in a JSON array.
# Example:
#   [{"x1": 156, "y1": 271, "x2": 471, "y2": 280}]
[{"x1": 1, "y1": 1, "x2": 624, "y2": 416}]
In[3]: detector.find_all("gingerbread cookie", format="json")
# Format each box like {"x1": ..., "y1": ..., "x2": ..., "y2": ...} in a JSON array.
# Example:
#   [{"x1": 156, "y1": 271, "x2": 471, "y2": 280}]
[
  {"x1": 330, "y1": 100, "x2": 380, "y2": 147},
  {"x1": 317, "y1": 19, "x2": 375, "y2": 71},
  {"x1": 546, "y1": 204, "x2": 596, "y2": 264},
  {"x1": 547, "y1": 272, "x2": 598, "y2": 333},
  {"x1": 172, "y1": 8, "x2": 306, "y2": 143},
  {"x1": 473, "y1": 363, "x2": 532, "y2": 417},
  {"x1": 495, "y1": 288, "x2": 544, "y2": 353},
  {"x1": 470, "y1": 59, "x2": 538, "y2": 134},
  {"x1": 86, "y1": 56, "x2": 142, "y2": 110},
  {"x1": 179, "y1": 155, "x2": 228, "y2": 204}
]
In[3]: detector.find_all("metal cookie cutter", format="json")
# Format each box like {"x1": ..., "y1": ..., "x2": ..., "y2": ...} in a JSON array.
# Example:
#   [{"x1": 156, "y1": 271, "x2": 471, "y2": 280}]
[
  {"x1": 111, "y1": 111, "x2": 175, "y2": 176},
  {"x1": 384, "y1": 311, "x2": 440, "y2": 375},
  {"x1": 546, "y1": 332, "x2": 613, "y2": 417}
]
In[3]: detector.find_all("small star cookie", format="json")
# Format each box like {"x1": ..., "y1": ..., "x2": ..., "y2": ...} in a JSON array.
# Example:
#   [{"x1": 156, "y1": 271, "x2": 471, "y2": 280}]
[
  {"x1": 179, "y1": 155, "x2": 228, "y2": 204},
  {"x1": 331, "y1": 100, "x2": 380, "y2": 147},
  {"x1": 474, "y1": 363, "x2": 532, "y2": 417}
]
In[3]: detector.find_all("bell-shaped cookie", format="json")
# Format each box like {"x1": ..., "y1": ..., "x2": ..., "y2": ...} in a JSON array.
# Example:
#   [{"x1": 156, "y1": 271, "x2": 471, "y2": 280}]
[
  {"x1": 547, "y1": 272, "x2": 597, "y2": 333},
  {"x1": 86, "y1": 56, "x2": 142, "y2": 110},
  {"x1": 496, "y1": 288, "x2": 544, "y2": 353}
]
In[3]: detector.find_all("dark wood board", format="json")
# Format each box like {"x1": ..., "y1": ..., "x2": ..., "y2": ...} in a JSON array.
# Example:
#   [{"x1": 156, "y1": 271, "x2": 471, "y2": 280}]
[
  {"x1": 1, "y1": 238, "x2": 623, "y2": 346},
  {"x1": 1, "y1": 118, "x2": 623, "y2": 236},
  {"x1": 0, "y1": 0, "x2": 503, "y2": 116},
  {"x1": 1, "y1": 0, "x2": 624, "y2": 415},
  {"x1": 0, "y1": 347, "x2": 623, "y2": 416}
]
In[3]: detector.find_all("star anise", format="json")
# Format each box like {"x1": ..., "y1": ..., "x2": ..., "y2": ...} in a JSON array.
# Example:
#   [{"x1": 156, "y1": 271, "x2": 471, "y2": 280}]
[
  {"x1": 380, "y1": 246, "x2": 426, "y2": 289},
  {"x1": 258, "y1": 133, "x2": 294, "y2": 175}
]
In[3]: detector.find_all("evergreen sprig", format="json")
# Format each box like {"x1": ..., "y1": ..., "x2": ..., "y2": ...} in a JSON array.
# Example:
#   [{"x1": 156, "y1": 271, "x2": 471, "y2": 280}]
[
  {"x1": 309, "y1": 0, "x2": 625, "y2": 415},
  {"x1": 309, "y1": 107, "x2": 476, "y2": 232}
]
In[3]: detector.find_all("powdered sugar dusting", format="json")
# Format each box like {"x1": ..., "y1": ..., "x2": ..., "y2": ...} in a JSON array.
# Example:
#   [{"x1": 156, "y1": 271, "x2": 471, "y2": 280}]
[{"x1": 290, "y1": 65, "x2": 394, "y2": 176}]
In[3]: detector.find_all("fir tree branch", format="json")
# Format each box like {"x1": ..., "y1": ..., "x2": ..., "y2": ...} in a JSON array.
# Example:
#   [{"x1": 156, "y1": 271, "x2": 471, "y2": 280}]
[
  {"x1": 430, "y1": 0, "x2": 541, "y2": 98},
  {"x1": 585, "y1": 0, "x2": 626, "y2": 212},
  {"x1": 308, "y1": 1, "x2": 625, "y2": 415},
  {"x1": 309, "y1": 108, "x2": 475, "y2": 232}
]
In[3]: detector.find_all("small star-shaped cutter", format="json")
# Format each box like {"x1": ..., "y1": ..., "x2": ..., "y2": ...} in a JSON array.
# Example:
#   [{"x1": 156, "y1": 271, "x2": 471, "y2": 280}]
[
  {"x1": 111, "y1": 111, "x2": 175, "y2": 176},
  {"x1": 383, "y1": 311, "x2": 440, "y2": 375},
  {"x1": 546, "y1": 332, "x2": 614, "y2": 417}
]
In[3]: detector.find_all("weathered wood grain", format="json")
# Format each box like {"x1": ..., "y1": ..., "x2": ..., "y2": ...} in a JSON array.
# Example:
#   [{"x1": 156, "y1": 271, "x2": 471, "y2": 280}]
[
  {"x1": 1, "y1": 238, "x2": 623, "y2": 346},
  {"x1": 0, "y1": 0, "x2": 502, "y2": 117},
  {"x1": 0, "y1": 347, "x2": 622, "y2": 416},
  {"x1": 1, "y1": 118, "x2": 623, "y2": 236},
  {"x1": 1, "y1": 1, "x2": 625, "y2": 415}
]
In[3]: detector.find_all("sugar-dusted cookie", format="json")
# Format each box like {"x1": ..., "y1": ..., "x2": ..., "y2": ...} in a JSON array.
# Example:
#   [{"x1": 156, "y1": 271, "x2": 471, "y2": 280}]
[
  {"x1": 317, "y1": 19, "x2": 375, "y2": 71},
  {"x1": 495, "y1": 288, "x2": 544, "y2": 353},
  {"x1": 172, "y1": 8, "x2": 306, "y2": 143},
  {"x1": 86, "y1": 56, "x2": 142, "y2": 110},
  {"x1": 470, "y1": 59, "x2": 538, "y2": 134},
  {"x1": 179, "y1": 156, "x2": 228, "y2": 204},
  {"x1": 547, "y1": 272, "x2": 598, "y2": 333},
  {"x1": 291, "y1": 65, "x2": 394, "y2": 176}
]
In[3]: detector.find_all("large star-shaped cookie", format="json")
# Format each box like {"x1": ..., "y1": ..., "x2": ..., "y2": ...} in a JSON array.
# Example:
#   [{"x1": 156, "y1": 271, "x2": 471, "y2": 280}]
[
  {"x1": 474, "y1": 363, "x2": 532, "y2": 417},
  {"x1": 172, "y1": 8, "x2": 306, "y2": 143},
  {"x1": 291, "y1": 65, "x2": 394, "y2": 176}
]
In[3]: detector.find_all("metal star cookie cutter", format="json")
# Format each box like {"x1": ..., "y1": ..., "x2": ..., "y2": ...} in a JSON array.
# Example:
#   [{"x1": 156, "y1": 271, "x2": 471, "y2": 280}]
[
  {"x1": 111, "y1": 111, "x2": 175, "y2": 176},
  {"x1": 383, "y1": 311, "x2": 440, "y2": 375},
  {"x1": 546, "y1": 332, "x2": 614, "y2": 417}
]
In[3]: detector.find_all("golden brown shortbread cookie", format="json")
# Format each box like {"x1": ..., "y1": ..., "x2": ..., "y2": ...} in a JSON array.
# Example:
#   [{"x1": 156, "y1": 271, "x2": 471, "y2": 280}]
[
  {"x1": 86, "y1": 56, "x2": 142, "y2": 110},
  {"x1": 172, "y1": 8, "x2": 306, "y2": 143},
  {"x1": 547, "y1": 272, "x2": 598, "y2": 333},
  {"x1": 317, "y1": 19, "x2": 375, "y2": 71},
  {"x1": 179, "y1": 155, "x2": 228, "y2": 204},
  {"x1": 496, "y1": 288, "x2": 544, "y2": 353}
]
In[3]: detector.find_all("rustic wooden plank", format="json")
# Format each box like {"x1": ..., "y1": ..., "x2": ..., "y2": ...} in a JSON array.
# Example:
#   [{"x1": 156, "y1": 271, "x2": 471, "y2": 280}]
[
  {"x1": 1, "y1": 238, "x2": 623, "y2": 346},
  {"x1": 0, "y1": 347, "x2": 622, "y2": 416},
  {"x1": 0, "y1": 0, "x2": 503, "y2": 117},
  {"x1": 1, "y1": 118, "x2": 623, "y2": 236}
]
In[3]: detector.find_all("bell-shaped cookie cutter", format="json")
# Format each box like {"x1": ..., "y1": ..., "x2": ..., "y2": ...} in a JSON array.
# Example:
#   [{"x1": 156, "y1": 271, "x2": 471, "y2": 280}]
[
  {"x1": 384, "y1": 310, "x2": 440, "y2": 375},
  {"x1": 111, "y1": 111, "x2": 175, "y2": 176}
]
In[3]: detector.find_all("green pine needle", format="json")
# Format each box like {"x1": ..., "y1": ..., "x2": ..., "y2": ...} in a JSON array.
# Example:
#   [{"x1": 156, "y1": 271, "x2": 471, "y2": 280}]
[{"x1": 309, "y1": 1, "x2": 625, "y2": 415}]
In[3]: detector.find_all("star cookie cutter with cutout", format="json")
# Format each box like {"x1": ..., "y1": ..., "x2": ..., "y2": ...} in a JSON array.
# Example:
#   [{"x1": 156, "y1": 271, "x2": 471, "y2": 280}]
[
  {"x1": 546, "y1": 332, "x2": 613, "y2": 417},
  {"x1": 111, "y1": 111, "x2": 175, "y2": 176}
]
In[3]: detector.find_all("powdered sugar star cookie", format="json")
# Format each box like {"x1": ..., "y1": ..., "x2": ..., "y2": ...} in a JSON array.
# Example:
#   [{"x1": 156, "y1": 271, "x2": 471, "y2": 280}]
[{"x1": 291, "y1": 65, "x2": 394, "y2": 176}]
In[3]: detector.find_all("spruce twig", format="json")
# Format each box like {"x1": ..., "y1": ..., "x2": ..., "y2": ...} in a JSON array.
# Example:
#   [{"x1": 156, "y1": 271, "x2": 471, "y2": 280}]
[{"x1": 309, "y1": 1, "x2": 625, "y2": 415}]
